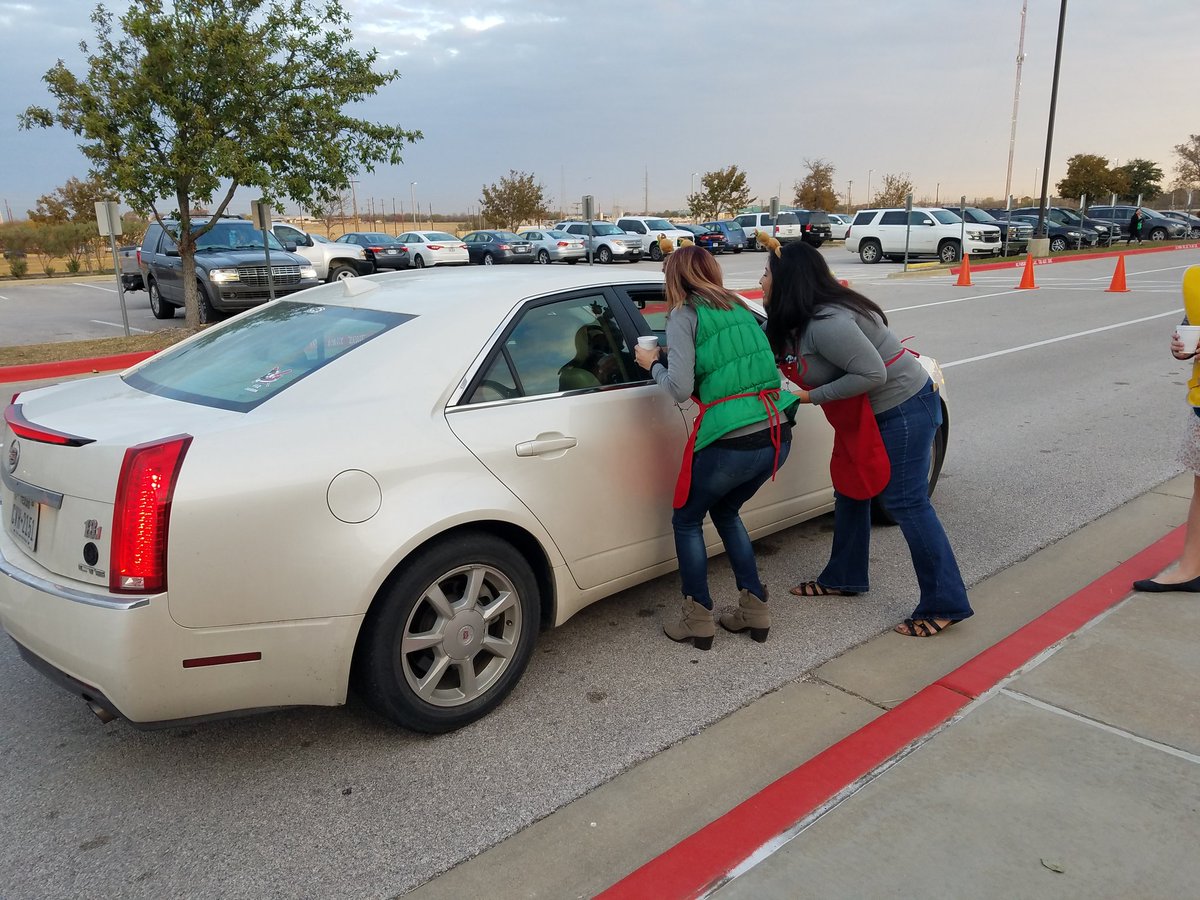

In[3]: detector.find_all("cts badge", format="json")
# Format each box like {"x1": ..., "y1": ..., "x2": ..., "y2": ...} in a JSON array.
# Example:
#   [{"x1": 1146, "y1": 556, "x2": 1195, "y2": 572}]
[{"x1": 6, "y1": 440, "x2": 18, "y2": 473}]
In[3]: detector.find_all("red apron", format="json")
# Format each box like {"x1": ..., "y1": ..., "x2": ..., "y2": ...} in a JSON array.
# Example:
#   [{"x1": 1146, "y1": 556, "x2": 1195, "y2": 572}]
[
  {"x1": 781, "y1": 342, "x2": 919, "y2": 501},
  {"x1": 673, "y1": 388, "x2": 785, "y2": 509}
]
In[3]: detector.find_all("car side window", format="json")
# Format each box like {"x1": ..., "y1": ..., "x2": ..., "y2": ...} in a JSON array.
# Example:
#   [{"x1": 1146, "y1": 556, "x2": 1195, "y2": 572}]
[
  {"x1": 476, "y1": 293, "x2": 640, "y2": 400},
  {"x1": 880, "y1": 211, "x2": 907, "y2": 225},
  {"x1": 852, "y1": 212, "x2": 875, "y2": 226}
]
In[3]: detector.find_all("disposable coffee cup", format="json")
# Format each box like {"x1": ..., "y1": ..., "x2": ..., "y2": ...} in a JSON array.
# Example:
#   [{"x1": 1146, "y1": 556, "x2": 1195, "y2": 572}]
[
  {"x1": 637, "y1": 335, "x2": 659, "y2": 351},
  {"x1": 1176, "y1": 325, "x2": 1200, "y2": 352}
]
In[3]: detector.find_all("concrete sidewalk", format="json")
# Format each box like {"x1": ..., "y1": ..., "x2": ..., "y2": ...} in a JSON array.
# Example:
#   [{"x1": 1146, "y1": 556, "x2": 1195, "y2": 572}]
[{"x1": 409, "y1": 474, "x2": 1197, "y2": 900}]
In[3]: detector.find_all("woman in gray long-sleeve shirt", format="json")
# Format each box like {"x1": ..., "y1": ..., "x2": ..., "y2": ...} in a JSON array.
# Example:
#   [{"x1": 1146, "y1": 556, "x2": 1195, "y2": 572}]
[{"x1": 762, "y1": 240, "x2": 973, "y2": 637}]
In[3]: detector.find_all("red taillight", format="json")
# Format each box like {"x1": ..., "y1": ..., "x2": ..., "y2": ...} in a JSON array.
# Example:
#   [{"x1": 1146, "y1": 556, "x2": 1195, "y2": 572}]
[
  {"x1": 426, "y1": 244, "x2": 443, "y2": 250},
  {"x1": 557, "y1": 241, "x2": 570, "y2": 247},
  {"x1": 368, "y1": 246, "x2": 383, "y2": 253},
  {"x1": 497, "y1": 243, "x2": 510, "y2": 250},
  {"x1": 109, "y1": 434, "x2": 192, "y2": 594},
  {"x1": 846, "y1": 227, "x2": 852, "y2": 238},
  {"x1": 4, "y1": 403, "x2": 95, "y2": 446},
  {"x1": 805, "y1": 223, "x2": 812, "y2": 232},
  {"x1": 136, "y1": 249, "x2": 142, "y2": 267},
  {"x1": 397, "y1": 244, "x2": 408, "y2": 252}
]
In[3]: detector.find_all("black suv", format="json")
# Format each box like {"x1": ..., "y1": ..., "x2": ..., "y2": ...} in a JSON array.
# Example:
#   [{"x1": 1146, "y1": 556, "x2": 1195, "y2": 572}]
[
  {"x1": 136, "y1": 217, "x2": 319, "y2": 319},
  {"x1": 941, "y1": 206, "x2": 1033, "y2": 255},
  {"x1": 791, "y1": 209, "x2": 833, "y2": 247},
  {"x1": 1008, "y1": 206, "x2": 1118, "y2": 246}
]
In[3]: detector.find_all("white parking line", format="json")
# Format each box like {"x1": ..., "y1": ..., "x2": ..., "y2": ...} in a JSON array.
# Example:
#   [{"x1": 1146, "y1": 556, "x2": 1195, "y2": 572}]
[
  {"x1": 90, "y1": 320, "x2": 150, "y2": 333},
  {"x1": 889, "y1": 288, "x2": 1023, "y2": 313},
  {"x1": 0, "y1": 294, "x2": 8, "y2": 301},
  {"x1": 942, "y1": 308, "x2": 1181, "y2": 368},
  {"x1": 74, "y1": 282, "x2": 118, "y2": 293}
]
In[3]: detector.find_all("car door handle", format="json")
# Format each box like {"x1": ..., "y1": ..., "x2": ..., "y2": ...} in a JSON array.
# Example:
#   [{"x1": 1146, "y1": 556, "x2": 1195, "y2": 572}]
[{"x1": 515, "y1": 436, "x2": 578, "y2": 457}]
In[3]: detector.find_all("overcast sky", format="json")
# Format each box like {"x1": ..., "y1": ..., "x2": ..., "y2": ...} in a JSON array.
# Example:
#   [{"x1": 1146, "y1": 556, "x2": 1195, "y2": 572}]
[{"x1": 2, "y1": 0, "x2": 1198, "y2": 222}]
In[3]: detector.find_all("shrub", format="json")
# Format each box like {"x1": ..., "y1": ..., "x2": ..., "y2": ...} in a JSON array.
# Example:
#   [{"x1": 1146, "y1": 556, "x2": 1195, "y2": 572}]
[
  {"x1": 43, "y1": 265, "x2": 56, "y2": 276},
  {"x1": 66, "y1": 258, "x2": 82, "y2": 273},
  {"x1": 9, "y1": 257, "x2": 28, "y2": 278}
]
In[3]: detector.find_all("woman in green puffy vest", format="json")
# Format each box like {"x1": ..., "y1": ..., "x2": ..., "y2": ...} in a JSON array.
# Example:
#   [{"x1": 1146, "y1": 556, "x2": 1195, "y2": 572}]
[{"x1": 633, "y1": 246, "x2": 798, "y2": 649}]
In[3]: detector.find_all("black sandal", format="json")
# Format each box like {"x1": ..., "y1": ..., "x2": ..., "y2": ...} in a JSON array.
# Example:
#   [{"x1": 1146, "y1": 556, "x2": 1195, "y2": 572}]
[
  {"x1": 894, "y1": 617, "x2": 959, "y2": 637},
  {"x1": 789, "y1": 581, "x2": 859, "y2": 598}
]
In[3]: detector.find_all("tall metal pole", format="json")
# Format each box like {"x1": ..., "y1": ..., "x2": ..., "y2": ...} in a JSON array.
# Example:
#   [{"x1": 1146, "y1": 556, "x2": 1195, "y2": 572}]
[
  {"x1": 847, "y1": 180, "x2": 853, "y2": 212},
  {"x1": 1036, "y1": 0, "x2": 1068, "y2": 240},
  {"x1": 1003, "y1": 0, "x2": 1029, "y2": 218},
  {"x1": 409, "y1": 182, "x2": 417, "y2": 228},
  {"x1": 867, "y1": 170, "x2": 873, "y2": 206}
]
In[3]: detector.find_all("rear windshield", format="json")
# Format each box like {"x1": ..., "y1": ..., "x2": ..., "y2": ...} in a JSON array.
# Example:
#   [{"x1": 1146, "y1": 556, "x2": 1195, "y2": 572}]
[
  {"x1": 124, "y1": 301, "x2": 412, "y2": 412},
  {"x1": 775, "y1": 213, "x2": 799, "y2": 225},
  {"x1": 644, "y1": 218, "x2": 674, "y2": 230},
  {"x1": 492, "y1": 231, "x2": 521, "y2": 240},
  {"x1": 421, "y1": 232, "x2": 458, "y2": 241}
]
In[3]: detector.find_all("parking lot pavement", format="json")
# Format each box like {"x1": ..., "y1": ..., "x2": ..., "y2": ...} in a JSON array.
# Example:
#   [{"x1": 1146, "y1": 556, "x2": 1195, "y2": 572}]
[{"x1": 414, "y1": 475, "x2": 1199, "y2": 899}]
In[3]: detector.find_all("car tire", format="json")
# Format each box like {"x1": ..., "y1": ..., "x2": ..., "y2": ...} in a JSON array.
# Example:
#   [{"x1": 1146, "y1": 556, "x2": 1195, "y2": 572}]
[
  {"x1": 537, "y1": 249, "x2": 550, "y2": 264},
  {"x1": 413, "y1": 255, "x2": 426, "y2": 268},
  {"x1": 649, "y1": 243, "x2": 663, "y2": 262},
  {"x1": 597, "y1": 245, "x2": 613, "y2": 264},
  {"x1": 354, "y1": 532, "x2": 540, "y2": 733},
  {"x1": 859, "y1": 239, "x2": 882, "y2": 264},
  {"x1": 938, "y1": 240, "x2": 961, "y2": 264},
  {"x1": 328, "y1": 265, "x2": 357, "y2": 282},
  {"x1": 196, "y1": 281, "x2": 218, "y2": 321},
  {"x1": 733, "y1": 247, "x2": 743, "y2": 254},
  {"x1": 148, "y1": 279, "x2": 175, "y2": 319},
  {"x1": 482, "y1": 253, "x2": 495, "y2": 266},
  {"x1": 872, "y1": 420, "x2": 948, "y2": 527},
  {"x1": 1149, "y1": 227, "x2": 1167, "y2": 241},
  {"x1": 1049, "y1": 236, "x2": 1067, "y2": 252}
]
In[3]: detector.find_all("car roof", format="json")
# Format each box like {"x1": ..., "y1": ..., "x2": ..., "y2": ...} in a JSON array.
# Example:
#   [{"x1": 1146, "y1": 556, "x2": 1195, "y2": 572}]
[{"x1": 291, "y1": 266, "x2": 667, "y2": 318}]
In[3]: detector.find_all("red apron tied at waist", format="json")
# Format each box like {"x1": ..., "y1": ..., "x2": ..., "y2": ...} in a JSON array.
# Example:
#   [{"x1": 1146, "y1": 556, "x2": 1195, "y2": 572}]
[{"x1": 673, "y1": 388, "x2": 785, "y2": 509}]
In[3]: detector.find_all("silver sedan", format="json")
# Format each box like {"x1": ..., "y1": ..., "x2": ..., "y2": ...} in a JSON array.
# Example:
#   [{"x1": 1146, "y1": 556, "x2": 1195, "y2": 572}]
[{"x1": 518, "y1": 229, "x2": 586, "y2": 265}]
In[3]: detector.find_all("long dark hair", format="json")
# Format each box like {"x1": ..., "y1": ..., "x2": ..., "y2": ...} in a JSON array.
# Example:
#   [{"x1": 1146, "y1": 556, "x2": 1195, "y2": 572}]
[{"x1": 763, "y1": 241, "x2": 888, "y2": 357}]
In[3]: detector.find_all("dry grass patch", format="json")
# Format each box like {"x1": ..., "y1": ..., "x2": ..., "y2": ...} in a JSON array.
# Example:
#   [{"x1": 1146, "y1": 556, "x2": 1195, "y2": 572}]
[{"x1": 0, "y1": 328, "x2": 199, "y2": 368}]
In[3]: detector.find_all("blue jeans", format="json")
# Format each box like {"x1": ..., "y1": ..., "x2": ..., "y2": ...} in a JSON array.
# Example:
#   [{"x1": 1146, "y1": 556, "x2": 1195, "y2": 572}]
[
  {"x1": 818, "y1": 381, "x2": 973, "y2": 621},
  {"x1": 673, "y1": 440, "x2": 792, "y2": 609}
]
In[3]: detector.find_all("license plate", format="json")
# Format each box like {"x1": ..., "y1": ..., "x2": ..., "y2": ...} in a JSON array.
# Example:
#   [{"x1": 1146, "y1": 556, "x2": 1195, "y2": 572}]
[
  {"x1": 515, "y1": 247, "x2": 530, "y2": 253},
  {"x1": 10, "y1": 494, "x2": 39, "y2": 553}
]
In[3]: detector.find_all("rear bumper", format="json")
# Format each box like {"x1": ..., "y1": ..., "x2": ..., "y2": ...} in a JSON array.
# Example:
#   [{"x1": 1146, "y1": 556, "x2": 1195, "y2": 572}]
[{"x1": 0, "y1": 529, "x2": 360, "y2": 725}]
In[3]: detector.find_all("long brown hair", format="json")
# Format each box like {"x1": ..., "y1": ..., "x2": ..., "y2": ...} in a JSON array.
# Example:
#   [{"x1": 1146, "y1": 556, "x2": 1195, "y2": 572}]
[{"x1": 664, "y1": 245, "x2": 748, "y2": 313}]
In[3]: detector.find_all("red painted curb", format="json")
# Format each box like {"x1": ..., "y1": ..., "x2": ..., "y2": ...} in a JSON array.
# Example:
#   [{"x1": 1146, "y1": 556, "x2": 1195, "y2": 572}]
[
  {"x1": 596, "y1": 685, "x2": 969, "y2": 900},
  {"x1": 0, "y1": 351, "x2": 154, "y2": 384},
  {"x1": 949, "y1": 241, "x2": 1200, "y2": 275},
  {"x1": 938, "y1": 524, "x2": 1184, "y2": 698},
  {"x1": 595, "y1": 522, "x2": 1187, "y2": 899}
]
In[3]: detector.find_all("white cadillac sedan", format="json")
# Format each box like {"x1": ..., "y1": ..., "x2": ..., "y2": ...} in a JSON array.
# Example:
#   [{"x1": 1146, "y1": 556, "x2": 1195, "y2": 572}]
[{"x1": 0, "y1": 268, "x2": 949, "y2": 733}]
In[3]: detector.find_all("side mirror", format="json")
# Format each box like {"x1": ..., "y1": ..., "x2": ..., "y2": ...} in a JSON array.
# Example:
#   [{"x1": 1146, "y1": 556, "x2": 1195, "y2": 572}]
[
  {"x1": 165, "y1": 247, "x2": 180, "y2": 257},
  {"x1": 284, "y1": 242, "x2": 298, "y2": 252}
]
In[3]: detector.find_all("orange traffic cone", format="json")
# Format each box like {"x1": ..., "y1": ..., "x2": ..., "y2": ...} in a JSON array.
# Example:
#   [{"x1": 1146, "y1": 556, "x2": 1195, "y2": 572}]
[
  {"x1": 1105, "y1": 254, "x2": 1129, "y2": 293},
  {"x1": 1016, "y1": 253, "x2": 1038, "y2": 290},
  {"x1": 955, "y1": 254, "x2": 973, "y2": 287}
]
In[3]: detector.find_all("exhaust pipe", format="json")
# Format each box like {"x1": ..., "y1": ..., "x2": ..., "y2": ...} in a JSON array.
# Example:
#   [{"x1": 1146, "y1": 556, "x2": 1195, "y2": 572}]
[{"x1": 85, "y1": 699, "x2": 117, "y2": 724}]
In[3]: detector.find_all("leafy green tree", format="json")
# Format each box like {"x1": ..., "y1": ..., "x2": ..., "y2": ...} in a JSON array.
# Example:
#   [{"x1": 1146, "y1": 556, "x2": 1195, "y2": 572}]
[
  {"x1": 873, "y1": 173, "x2": 914, "y2": 208},
  {"x1": 1113, "y1": 158, "x2": 1164, "y2": 203},
  {"x1": 479, "y1": 170, "x2": 550, "y2": 230},
  {"x1": 687, "y1": 165, "x2": 754, "y2": 220},
  {"x1": 1056, "y1": 154, "x2": 1126, "y2": 203},
  {"x1": 20, "y1": 0, "x2": 421, "y2": 326},
  {"x1": 28, "y1": 175, "x2": 116, "y2": 224},
  {"x1": 792, "y1": 158, "x2": 837, "y2": 210},
  {"x1": 1174, "y1": 135, "x2": 1200, "y2": 189}
]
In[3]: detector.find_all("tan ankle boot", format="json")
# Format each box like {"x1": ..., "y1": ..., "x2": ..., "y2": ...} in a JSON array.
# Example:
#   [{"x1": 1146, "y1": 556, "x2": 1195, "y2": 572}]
[
  {"x1": 664, "y1": 597, "x2": 716, "y2": 650},
  {"x1": 719, "y1": 587, "x2": 770, "y2": 643}
]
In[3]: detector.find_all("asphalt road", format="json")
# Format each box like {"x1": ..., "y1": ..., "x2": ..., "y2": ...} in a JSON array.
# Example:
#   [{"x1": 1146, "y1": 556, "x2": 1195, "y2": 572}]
[{"x1": 1, "y1": 247, "x2": 1195, "y2": 898}]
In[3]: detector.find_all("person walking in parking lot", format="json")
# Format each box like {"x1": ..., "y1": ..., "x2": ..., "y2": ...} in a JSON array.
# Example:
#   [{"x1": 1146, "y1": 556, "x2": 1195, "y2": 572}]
[
  {"x1": 760, "y1": 240, "x2": 973, "y2": 637},
  {"x1": 1128, "y1": 208, "x2": 1145, "y2": 245},
  {"x1": 633, "y1": 246, "x2": 798, "y2": 648}
]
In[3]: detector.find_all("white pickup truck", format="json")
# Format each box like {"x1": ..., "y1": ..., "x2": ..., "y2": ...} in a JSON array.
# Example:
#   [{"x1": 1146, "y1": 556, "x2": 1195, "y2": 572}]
[{"x1": 270, "y1": 222, "x2": 373, "y2": 281}]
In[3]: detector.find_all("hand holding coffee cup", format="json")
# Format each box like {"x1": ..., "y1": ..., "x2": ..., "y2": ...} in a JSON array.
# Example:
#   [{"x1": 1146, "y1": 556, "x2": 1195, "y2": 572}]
[
  {"x1": 1175, "y1": 324, "x2": 1200, "y2": 357},
  {"x1": 634, "y1": 335, "x2": 660, "y2": 370}
]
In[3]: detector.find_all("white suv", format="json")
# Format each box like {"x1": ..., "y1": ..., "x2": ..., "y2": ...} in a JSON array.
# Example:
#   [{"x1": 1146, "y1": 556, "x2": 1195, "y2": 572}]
[
  {"x1": 846, "y1": 208, "x2": 1002, "y2": 264},
  {"x1": 614, "y1": 216, "x2": 693, "y2": 261},
  {"x1": 553, "y1": 221, "x2": 644, "y2": 263},
  {"x1": 733, "y1": 212, "x2": 804, "y2": 249}
]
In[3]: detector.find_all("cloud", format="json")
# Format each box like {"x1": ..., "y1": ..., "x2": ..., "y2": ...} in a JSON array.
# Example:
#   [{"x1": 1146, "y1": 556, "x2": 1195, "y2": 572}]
[{"x1": 461, "y1": 15, "x2": 503, "y2": 32}]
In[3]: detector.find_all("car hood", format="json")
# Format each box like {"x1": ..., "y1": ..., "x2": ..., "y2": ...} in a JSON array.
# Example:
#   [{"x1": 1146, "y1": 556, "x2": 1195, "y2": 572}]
[{"x1": 193, "y1": 248, "x2": 310, "y2": 267}]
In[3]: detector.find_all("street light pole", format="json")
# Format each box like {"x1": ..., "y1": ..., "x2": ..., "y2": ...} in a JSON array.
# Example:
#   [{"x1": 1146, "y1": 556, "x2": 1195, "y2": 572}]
[
  {"x1": 1035, "y1": 0, "x2": 1068, "y2": 244},
  {"x1": 847, "y1": 180, "x2": 853, "y2": 212},
  {"x1": 349, "y1": 179, "x2": 360, "y2": 231},
  {"x1": 867, "y1": 170, "x2": 873, "y2": 206},
  {"x1": 409, "y1": 181, "x2": 418, "y2": 228}
]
